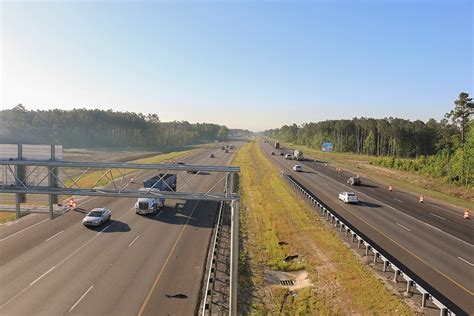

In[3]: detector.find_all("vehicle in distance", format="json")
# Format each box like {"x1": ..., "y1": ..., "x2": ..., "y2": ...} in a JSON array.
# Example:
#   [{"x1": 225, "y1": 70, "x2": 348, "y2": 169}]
[
  {"x1": 271, "y1": 151, "x2": 275, "y2": 155},
  {"x1": 136, "y1": 174, "x2": 177, "y2": 215},
  {"x1": 293, "y1": 164, "x2": 302, "y2": 172},
  {"x1": 285, "y1": 153, "x2": 292, "y2": 159},
  {"x1": 280, "y1": 152, "x2": 284, "y2": 156},
  {"x1": 293, "y1": 150, "x2": 304, "y2": 161},
  {"x1": 210, "y1": 153, "x2": 215, "y2": 158},
  {"x1": 177, "y1": 161, "x2": 185, "y2": 165},
  {"x1": 347, "y1": 176, "x2": 361, "y2": 186},
  {"x1": 274, "y1": 142, "x2": 280, "y2": 149},
  {"x1": 83, "y1": 208, "x2": 111, "y2": 226},
  {"x1": 338, "y1": 192, "x2": 358, "y2": 204},
  {"x1": 225, "y1": 149, "x2": 229, "y2": 153},
  {"x1": 221, "y1": 146, "x2": 225, "y2": 150}
]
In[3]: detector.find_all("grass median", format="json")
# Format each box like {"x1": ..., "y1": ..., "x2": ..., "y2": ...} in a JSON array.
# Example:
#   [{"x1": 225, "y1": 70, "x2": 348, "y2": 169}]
[{"x1": 233, "y1": 141, "x2": 412, "y2": 314}]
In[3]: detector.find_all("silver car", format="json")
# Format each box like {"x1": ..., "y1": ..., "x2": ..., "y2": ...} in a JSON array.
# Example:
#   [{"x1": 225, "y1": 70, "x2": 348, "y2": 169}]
[{"x1": 82, "y1": 208, "x2": 111, "y2": 226}]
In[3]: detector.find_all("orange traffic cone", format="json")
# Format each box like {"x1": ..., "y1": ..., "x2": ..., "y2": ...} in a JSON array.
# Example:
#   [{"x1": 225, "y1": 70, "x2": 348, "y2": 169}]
[
  {"x1": 388, "y1": 185, "x2": 393, "y2": 191},
  {"x1": 464, "y1": 210, "x2": 470, "y2": 219},
  {"x1": 419, "y1": 195, "x2": 424, "y2": 203},
  {"x1": 68, "y1": 198, "x2": 74, "y2": 208},
  {"x1": 72, "y1": 202, "x2": 77, "y2": 209}
]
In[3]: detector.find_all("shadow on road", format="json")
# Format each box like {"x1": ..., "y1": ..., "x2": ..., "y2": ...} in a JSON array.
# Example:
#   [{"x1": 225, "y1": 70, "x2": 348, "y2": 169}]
[
  {"x1": 359, "y1": 183, "x2": 379, "y2": 189},
  {"x1": 140, "y1": 200, "x2": 219, "y2": 229},
  {"x1": 358, "y1": 201, "x2": 383, "y2": 208},
  {"x1": 86, "y1": 220, "x2": 131, "y2": 233}
]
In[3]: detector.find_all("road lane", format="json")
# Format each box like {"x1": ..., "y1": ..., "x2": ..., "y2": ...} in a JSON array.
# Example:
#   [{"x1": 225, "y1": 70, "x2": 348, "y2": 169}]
[
  {"x1": 262, "y1": 140, "x2": 474, "y2": 314},
  {"x1": 0, "y1": 142, "x2": 240, "y2": 315}
]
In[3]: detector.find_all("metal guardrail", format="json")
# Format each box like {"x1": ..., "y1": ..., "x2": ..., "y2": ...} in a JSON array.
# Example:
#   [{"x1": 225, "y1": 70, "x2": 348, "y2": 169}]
[
  {"x1": 281, "y1": 171, "x2": 464, "y2": 316},
  {"x1": 201, "y1": 174, "x2": 230, "y2": 315}
]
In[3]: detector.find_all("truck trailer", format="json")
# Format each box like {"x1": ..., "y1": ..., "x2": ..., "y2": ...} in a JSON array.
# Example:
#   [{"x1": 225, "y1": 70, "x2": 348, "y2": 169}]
[
  {"x1": 274, "y1": 142, "x2": 280, "y2": 149},
  {"x1": 293, "y1": 150, "x2": 304, "y2": 161}
]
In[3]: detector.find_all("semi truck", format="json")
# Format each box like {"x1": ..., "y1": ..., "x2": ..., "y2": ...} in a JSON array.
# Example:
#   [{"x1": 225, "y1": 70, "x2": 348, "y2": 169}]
[
  {"x1": 293, "y1": 150, "x2": 304, "y2": 161},
  {"x1": 135, "y1": 174, "x2": 177, "y2": 215},
  {"x1": 274, "y1": 142, "x2": 280, "y2": 149}
]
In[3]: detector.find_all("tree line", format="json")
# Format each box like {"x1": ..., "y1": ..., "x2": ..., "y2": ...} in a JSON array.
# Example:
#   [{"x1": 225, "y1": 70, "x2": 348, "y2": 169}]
[
  {"x1": 265, "y1": 93, "x2": 473, "y2": 187},
  {"x1": 0, "y1": 105, "x2": 248, "y2": 148}
]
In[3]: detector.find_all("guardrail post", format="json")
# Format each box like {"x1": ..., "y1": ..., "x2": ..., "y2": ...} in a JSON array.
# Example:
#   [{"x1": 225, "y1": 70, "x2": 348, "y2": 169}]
[
  {"x1": 421, "y1": 293, "x2": 428, "y2": 307},
  {"x1": 393, "y1": 269, "x2": 400, "y2": 283}
]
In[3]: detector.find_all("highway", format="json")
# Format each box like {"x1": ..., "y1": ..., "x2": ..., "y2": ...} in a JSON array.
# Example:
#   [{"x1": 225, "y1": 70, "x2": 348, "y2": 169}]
[
  {"x1": 261, "y1": 140, "x2": 474, "y2": 314},
  {"x1": 0, "y1": 144, "x2": 239, "y2": 315}
]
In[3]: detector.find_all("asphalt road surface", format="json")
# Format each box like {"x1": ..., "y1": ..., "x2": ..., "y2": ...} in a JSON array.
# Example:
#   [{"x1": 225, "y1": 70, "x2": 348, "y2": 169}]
[
  {"x1": 262, "y1": 140, "x2": 474, "y2": 314},
  {"x1": 0, "y1": 143, "x2": 240, "y2": 315}
]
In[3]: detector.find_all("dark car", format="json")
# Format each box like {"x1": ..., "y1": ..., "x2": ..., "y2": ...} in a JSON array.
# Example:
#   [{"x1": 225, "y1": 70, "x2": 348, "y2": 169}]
[
  {"x1": 280, "y1": 152, "x2": 284, "y2": 156},
  {"x1": 271, "y1": 152, "x2": 275, "y2": 155},
  {"x1": 347, "y1": 176, "x2": 361, "y2": 186}
]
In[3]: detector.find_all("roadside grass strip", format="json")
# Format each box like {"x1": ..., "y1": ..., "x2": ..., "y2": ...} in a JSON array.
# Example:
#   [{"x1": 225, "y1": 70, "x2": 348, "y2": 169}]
[
  {"x1": 0, "y1": 212, "x2": 17, "y2": 224},
  {"x1": 233, "y1": 141, "x2": 413, "y2": 314}
]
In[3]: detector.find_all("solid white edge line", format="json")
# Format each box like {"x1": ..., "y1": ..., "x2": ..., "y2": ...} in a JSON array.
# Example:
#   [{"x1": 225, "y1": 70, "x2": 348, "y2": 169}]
[
  {"x1": 30, "y1": 266, "x2": 56, "y2": 286},
  {"x1": 396, "y1": 222, "x2": 411, "y2": 232},
  {"x1": 45, "y1": 230, "x2": 63, "y2": 242},
  {"x1": 457, "y1": 257, "x2": 474, "y2": 267},
  {"x1": 128, "y1": 235, "x2": 140, "y2": 248},
  {"x1": 393, "y1": 198, "x2": 404, "y2": 203},
  {"x1": 0, "y1": 218, "x2": 49, "y2": 242},
  {"x1": 68, "y1": 284, "x2": 94, "y2": 312}
]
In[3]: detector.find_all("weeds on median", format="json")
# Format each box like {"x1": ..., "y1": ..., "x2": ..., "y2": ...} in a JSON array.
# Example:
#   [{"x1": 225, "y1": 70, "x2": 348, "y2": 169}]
[{"x1": 233, "y1": 141, "x2": 413, "y2": 314}]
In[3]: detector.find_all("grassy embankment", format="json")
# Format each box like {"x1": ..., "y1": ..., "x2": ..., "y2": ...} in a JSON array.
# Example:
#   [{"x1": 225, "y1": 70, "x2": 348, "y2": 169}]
[
  {"x1": 0, "y1": 148, "x2": 201, "y2": 224},
  {"x1": 275, "y1": 141, "x2": 472, "y2": 209},
  {"x1": 233, "y1": 141, "x2": 412, "y2": 314}
]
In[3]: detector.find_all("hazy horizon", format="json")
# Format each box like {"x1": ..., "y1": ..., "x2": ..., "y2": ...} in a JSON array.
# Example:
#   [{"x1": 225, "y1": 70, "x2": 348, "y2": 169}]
[{"x1": 1, "y1": 1, "x2": 472, "y2": 131}]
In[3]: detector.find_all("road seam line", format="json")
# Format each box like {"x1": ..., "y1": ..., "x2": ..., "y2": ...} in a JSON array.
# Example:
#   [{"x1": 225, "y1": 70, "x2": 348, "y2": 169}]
[
  {"x1": 393, "y1": 198, "x2": 404, "y2": 203},
  {"x1": 0, "y1": 218, "x2": 49, "y2": 242},
  {"x1": 68, "y1": 284, "x2": 94, "y2": 312},
  {"x1": 45, "y1": 230, "x2": 63, "y2": 242}
]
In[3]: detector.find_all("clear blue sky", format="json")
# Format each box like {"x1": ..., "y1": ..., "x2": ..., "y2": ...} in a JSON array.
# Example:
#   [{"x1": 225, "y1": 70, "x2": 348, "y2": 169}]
[{"x1": 1, "y1": 0, "x2": 472, "y2": 131}]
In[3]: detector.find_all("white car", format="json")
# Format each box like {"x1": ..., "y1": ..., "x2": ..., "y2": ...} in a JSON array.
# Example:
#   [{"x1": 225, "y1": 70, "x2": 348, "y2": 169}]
[
  {"x1": 285, "y1": 154, "x2": 293, "y2": 160},
  {"x1": 338, "y1": 192, "x2": 358, "y2": 204},
  {"x1": 293, "y1": 164, "x2": 302, "y2": 172},
  {"x1": 83, "y1": 208, "x2": 111, "y2": 226}
]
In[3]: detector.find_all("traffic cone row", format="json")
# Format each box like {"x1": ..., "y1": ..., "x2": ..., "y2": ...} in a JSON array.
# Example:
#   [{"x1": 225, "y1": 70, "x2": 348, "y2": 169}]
[
  {"x1": 419, "y1": 195, "x2": 424, "y2": 203},
  {"x1": 336, "y1": 168, "x2": 342, "y2": 172},
  {"x1": 464, "y1": 210, "x2": 470, "y2": 219},
  {"x1": 388, "y1": 185, "x2": 393, "y2": 191}
]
